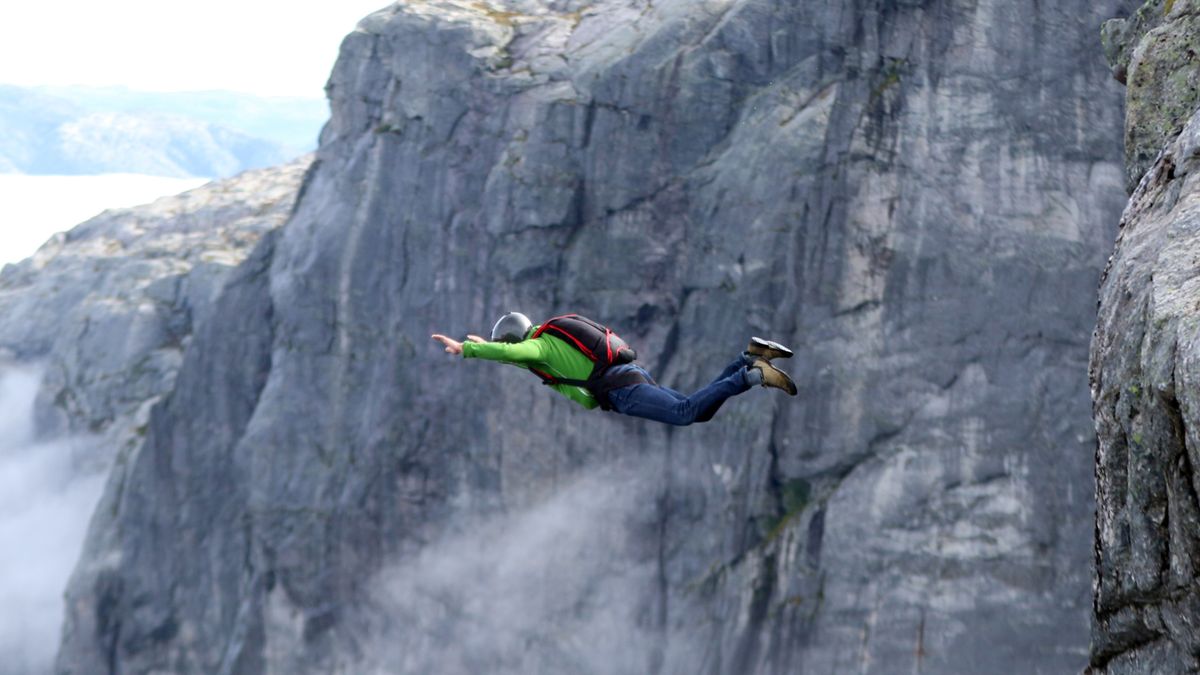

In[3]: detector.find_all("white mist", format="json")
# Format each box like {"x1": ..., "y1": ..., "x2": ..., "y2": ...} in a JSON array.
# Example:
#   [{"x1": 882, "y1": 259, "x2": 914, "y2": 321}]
[{"x1": 0, "y1": 367, "x2": 106, "y2": 675}]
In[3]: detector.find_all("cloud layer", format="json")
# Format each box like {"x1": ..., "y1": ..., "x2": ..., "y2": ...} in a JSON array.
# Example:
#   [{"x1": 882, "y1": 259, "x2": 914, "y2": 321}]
[
  {"x1": 368, "y1": 464, "x2": 671, "y2": 675},
  {"x1": 0, "y1": 367, "x2": 106, "y2": 674}
]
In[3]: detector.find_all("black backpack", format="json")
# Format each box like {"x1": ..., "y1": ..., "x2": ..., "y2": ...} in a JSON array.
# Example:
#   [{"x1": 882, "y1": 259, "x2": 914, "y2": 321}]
[{"x1": 528, "y1": 314, "x2": 648, "y2": 408}]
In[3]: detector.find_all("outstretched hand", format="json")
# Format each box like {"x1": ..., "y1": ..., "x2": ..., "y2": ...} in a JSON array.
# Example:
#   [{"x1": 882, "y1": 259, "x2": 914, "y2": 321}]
[{"x1": 431, "y1": 334, "x2": 463, "y2": 355}]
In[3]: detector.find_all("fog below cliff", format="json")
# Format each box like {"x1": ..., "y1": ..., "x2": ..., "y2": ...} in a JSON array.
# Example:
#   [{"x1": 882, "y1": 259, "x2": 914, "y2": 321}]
[
  {"x1": 368, "y1": 464, "x2": 668, "y2": 674},
  {"x1": 0, "y1": 367, "x2": 106, "y2": 675}
]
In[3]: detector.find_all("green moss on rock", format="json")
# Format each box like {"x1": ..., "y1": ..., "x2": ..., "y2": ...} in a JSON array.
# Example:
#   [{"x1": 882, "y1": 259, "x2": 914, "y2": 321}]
[
  {"x1": 1102, "y1": 0, "x2": 1172, "y2": 84},
  {"x1": 1123, "y1": 12, "x2": 1200, "y2": 189}
]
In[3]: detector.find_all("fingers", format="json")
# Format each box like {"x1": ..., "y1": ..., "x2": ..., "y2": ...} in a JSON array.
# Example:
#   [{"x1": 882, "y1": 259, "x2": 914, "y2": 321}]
[{"x1": 431, "y1": 333, "x2": 462, "y2": 355}]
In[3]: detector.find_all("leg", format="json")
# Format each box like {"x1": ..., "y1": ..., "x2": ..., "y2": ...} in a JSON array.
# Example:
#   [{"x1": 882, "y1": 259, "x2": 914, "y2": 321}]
[
  {"x1": 716, "y1": 353, "x2": 752, "y2": 381},
  {"x1": 606, "y1": 358, "x2": 752, "y2": 426},
  {"x1": 695, "y1": 355, "x2": 756, "y2": 421}
]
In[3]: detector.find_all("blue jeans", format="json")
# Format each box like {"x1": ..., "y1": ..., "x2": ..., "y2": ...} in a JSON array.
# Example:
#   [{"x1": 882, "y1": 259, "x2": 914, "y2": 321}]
[{"x1": 604, "y1": 356, "x2": 752, "y2": 426}]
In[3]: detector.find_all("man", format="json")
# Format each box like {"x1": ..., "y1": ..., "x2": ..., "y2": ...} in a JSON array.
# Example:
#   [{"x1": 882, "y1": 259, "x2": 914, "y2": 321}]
[{"x1": 431, "y1": 312, "x2": 796, "y2": 426}]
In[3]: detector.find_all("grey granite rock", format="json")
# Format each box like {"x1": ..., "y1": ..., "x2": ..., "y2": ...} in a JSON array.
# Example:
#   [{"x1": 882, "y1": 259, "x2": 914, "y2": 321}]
[
  {"x1": 54, "y1": 1, "x2": 1133, "y2": 674},
  {"x1": 1090, "y1": 6, "x2": 1200, "y2": 670},
  {"x1": 1101, "y1": 0, "x2": 1170, "y2": 85},
  {"x1": 0, "y1": 157, "x2": 310, "y2": 446},
  {"x1": 1090, "y1": 108, "x2": 1200, "y2": 675},
  {"x1": 1103, "y1": 0, "x2": 1200, "y2": 190}
]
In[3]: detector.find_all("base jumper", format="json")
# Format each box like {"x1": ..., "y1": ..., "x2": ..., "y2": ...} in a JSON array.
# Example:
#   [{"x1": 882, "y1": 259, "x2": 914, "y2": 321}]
[{"x1": 431, "y1": 312, "x2": 796, "y2": 426}]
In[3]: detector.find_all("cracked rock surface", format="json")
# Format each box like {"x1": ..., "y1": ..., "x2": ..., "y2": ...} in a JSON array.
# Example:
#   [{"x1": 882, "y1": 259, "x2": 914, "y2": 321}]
[
  {"x1": 1103, "y1": 0, "x2": 1200, "y2": 190},
  {"x1": 1091, "y1": 1, "x2": 1200, "y2": 671},
  {"x1": 52, "y1": 1, "x2": 1132, "y2": 673},
  {"x1": 0, "y1": 157, "x2": 310, "y2": 448}
]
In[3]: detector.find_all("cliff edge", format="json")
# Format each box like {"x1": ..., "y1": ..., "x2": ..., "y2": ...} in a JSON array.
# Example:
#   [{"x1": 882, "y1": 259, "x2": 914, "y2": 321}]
[
  {"x1": 1091, "y1": 1, "x2": 1200, "y2": 672},
  {"x1": 55, "y1": 1, "x2": 1131, "y2": 673}
]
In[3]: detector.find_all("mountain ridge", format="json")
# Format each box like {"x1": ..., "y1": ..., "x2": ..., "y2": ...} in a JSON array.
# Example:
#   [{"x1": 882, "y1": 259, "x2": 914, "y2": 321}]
[{"x1": 0, "y1": 85, "x2": 325, "y2": 177}]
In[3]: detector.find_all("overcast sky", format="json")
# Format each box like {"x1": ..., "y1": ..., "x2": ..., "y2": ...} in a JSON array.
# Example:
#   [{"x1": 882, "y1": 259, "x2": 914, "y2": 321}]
[
  {"x1": 0, "y1": 1, "x2": 398, "y2": 265},
  {"x1": 0, "y1": 0, "x2": 393, "y2": 97}
]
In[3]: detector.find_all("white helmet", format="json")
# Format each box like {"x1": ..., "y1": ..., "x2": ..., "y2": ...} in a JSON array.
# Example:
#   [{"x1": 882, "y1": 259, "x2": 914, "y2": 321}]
[{"x1": 490, "y1": 312, "x2": 532, "y2": 343}]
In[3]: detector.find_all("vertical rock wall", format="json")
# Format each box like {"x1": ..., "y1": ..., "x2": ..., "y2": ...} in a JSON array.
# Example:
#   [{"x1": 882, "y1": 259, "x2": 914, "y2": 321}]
[
  {"x1": 1091, "y1": 1, "x2": 1200, "y2": 672},
  {"x1": 56, "y1": 1, "x2": 1132, "y2": 673}
]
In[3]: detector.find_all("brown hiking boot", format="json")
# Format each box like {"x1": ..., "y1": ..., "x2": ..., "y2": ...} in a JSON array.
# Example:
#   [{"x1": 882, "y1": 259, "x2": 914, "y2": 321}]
[
  {"x1": 746, "y1": 336, "x2": 794, "y2": 361},
  {"x1": 750, "y1": 358, "x2": 797, "y2": 396}
]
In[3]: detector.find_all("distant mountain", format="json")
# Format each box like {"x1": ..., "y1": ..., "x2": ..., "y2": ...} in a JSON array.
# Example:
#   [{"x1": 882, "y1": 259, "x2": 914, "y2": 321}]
[
  {"x1": 35, "y1": 86, "x2": 330, "y2": 154},
  {"x1": 0, "y1": 85, "x2": 328, "y2": 177}
]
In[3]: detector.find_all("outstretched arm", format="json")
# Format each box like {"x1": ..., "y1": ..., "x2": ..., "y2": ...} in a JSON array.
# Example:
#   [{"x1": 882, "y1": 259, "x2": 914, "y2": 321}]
[
  {"x1": 431, "y1": 333, "x2": 486, "y2": 355},
  {"x1": 433, "y1": 332, "x2": 548, "y2": 364}
]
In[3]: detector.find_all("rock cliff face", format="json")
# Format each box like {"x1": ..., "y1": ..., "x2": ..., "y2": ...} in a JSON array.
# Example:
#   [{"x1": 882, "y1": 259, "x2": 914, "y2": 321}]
[
  {"x1": 0, "y1": 158, "x2": 310, "y2": 445},
  {"x1": 53, "y1": 1, "x2": 1132, "y2": 673},
  {"x1": 1091, "y1": 1, "x2": 1200, "y2": 672},
  {"x1": 0, "y1": 159, "x2": 307, "y2": 675}
]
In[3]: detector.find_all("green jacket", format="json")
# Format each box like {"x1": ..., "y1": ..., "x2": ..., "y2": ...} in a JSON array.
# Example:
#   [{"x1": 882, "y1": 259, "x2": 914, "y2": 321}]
[{"x1": 461, "y1": 327, "x2": 599, "y2": 409}]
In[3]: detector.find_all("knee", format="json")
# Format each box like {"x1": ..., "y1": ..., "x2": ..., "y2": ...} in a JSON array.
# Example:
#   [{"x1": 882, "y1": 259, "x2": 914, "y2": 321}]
[{"x1": 674, "y1": 401, "x2": 700, "y2": 426}]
